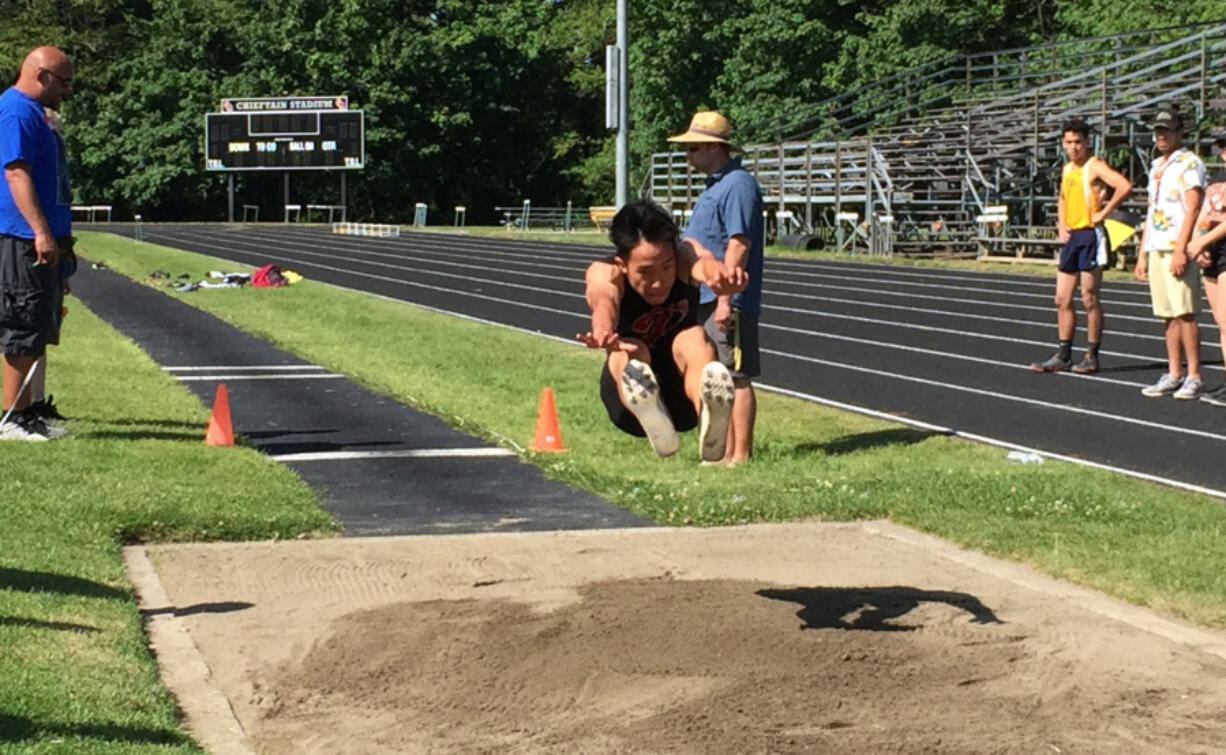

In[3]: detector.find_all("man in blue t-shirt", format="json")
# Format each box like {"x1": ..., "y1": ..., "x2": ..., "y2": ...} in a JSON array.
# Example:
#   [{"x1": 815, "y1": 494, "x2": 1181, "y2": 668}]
[
  {"x1": 0, "y1": 46, "x2": 74, "y2": 441},
  {"x1": 667, "y1": 111, "x2": 764, "y2": 464}
]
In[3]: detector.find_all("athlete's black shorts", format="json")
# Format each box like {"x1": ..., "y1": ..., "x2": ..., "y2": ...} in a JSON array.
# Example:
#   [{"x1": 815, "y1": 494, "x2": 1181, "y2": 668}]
[
  {"x1": 600, "y1": 351, "x2": 698, "y2": 437},
  {"x1": 1202, "y1": 238, "x2": 1226, "y2": 281},
  {"x1": 1058, "y1": 227, "x2": 1107, "y2": 273},
  {"x1": 0, "y1": 235, "x2": 62, "y2": 356}
]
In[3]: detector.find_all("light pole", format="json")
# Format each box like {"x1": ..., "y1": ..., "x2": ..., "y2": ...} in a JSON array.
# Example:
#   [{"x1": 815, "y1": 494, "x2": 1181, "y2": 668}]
[{"x1": 607, "y1": 0, "x2": 629, "y2": 208}]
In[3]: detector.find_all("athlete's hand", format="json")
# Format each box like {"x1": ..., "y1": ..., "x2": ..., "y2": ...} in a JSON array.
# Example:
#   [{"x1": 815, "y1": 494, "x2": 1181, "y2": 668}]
[
  {"x1": 576, "y1": 329, "x2": 620, "y2": 350},
  {"x1": 1134, "y1": 256, "x2": 1148, "y2": 282},
  {"x1": 1058, "y1": 225, "x2": 1071, "y2": 244}
]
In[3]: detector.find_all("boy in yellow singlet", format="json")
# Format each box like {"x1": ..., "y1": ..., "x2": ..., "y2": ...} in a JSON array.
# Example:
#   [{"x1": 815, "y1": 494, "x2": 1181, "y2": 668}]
[{"x1": 1031, "y1": 119, "x2": 1133, "y2": 374}]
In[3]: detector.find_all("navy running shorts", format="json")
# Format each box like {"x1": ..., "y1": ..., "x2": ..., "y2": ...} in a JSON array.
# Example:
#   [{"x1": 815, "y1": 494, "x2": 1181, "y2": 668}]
[
  {"x1": 0, "y1": 235, "x2": 62, "y2": 356},
  {"x1": 1058, "y1": 227, "x2": 1107, "y2": 273}
]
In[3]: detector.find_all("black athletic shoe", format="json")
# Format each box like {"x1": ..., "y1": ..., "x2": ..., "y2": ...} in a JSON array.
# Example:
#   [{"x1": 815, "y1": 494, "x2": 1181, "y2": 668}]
[
  {"x1": 1071, "y1": 355, "x2": 1099, "y2": 374},
  {"x1": 1201, "y1": 385, "x2": 1226, "y2": 407},
  {"x1": 1030, "y1": 354, "x2": 1071, "y2": 373},
  {"x1": 29, "y1": 395, "x2": 66, "y2": 420}
]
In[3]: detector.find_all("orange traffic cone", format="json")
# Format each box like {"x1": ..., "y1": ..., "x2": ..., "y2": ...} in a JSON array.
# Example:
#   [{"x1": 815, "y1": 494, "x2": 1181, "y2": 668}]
[
  {"x1": 205, "y1": 383, "x2": 234, "y2": 447},
  {"x1": 532, "y1": 386, "x2": 566, "y2": 452}
]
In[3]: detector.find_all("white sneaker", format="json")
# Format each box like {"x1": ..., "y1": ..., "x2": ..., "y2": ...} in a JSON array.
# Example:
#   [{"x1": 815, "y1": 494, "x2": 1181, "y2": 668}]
[
  {"x1": 1141, "y1": 374, "x2": 1184, "y2": 397},
  {"x1": 0, "y1": 412, "x2": 51, "y2": 442},
  {"x1": 621, "y1": 360, "x2": 679, "y2": 457},
  {"x1": 698, "y1": 362, "x2": 734, "y2": 462},
  {"x1": 1174, "y1": 376, "x2": 1204, "y2": 400}
]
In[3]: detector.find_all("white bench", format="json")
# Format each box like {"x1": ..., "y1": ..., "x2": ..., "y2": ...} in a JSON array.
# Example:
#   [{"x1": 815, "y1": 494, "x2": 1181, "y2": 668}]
[{"x1": 71, "y1": 204, "x2": 112, "y2": 222}]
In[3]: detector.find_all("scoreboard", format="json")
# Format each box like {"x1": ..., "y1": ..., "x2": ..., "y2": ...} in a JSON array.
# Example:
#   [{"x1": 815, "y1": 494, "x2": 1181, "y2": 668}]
[{"x1": 205, "y1": 97, "x2": 364, "y2": 171}]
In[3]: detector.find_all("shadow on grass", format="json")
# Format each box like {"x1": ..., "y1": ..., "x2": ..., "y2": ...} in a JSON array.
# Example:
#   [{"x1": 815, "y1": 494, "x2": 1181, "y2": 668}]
[
  {"x1": 0, "y1": 714, "x2": 191, "y2": 746},
  {"x1": 782, "y1": 428, "x2": 946, "y2": 459},
  {"x1": 142, "y1": 601, "x2": 253, "y2": 618},
  {"x1": 0, "y1": 616, "x2": 99, "y2": 632},
  {"x1": 0, "y1": 568, "x2": 127, "y2": 599},
  {"x1": 758, "y1": 585, "x2": 1003, "y2": 631}
]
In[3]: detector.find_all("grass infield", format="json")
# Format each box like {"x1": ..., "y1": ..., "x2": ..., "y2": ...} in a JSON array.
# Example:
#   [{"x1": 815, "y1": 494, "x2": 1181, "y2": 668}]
[{"x1": 1, "y1": 229, "x2": 1221, "y2": 750}]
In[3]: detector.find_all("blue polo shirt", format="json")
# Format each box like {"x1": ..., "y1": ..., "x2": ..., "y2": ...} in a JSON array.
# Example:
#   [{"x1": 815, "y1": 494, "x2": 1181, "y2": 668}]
[
  {"x1": 0, "y1": 87, "x2": 71, "y2": 239},
  {"x1": 682, "y1": 157, "x2": 764, "y2": 316}
]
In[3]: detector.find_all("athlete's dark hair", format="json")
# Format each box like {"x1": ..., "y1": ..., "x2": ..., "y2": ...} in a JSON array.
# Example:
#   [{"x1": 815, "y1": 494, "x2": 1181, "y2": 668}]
[
  {"x1": 1061, "y1": 119, "x2": 1091, "y2": 140},
  {"x1": 609, "y1": 199, "x2": 678, "y2": 259}
]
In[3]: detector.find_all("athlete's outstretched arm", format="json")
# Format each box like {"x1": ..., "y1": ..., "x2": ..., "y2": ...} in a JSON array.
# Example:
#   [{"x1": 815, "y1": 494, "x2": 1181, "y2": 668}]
[{"x1": 577, "y1": 260, "x2": 623, "y2": 350}]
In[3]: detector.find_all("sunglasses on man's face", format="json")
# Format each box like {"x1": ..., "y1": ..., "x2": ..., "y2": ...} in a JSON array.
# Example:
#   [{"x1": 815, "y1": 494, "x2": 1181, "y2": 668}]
[
  {"x1": 687, "y1": 144, "x2": 706, "y2": 153},
  {"x1": 40, "y1": 68, "x2": 73, "y2": 87}
]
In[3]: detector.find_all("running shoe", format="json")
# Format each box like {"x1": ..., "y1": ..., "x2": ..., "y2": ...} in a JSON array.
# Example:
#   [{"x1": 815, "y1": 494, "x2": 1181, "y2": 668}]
[
  {"x1": 1141, "y1": 373, "x2": 1184, "y2": 397},
  {"x1": 1030, "y1": 354, "x2": 1071, "y2": 373},
  {"x1": 1071, "y1": 355, "x2": 1099, "y2": 374},
  {"x1": 620, "y1": 360, "x2": 679, "y2": 458},
  {"x1": 698, "y1": 361, "x2": 735, "y2": 463},
  {"x1": 1174, "y1": 376, "x2": 1203, "y2": 400},
  {"x1": 0, "y1": 410, "x2": 52, "y2": 442}
]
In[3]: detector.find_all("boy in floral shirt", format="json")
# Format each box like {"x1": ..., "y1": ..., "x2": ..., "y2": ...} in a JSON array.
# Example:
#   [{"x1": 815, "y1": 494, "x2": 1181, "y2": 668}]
[{"x1": 1135, "y1": 105, "x2": 1207, "y2": 399}]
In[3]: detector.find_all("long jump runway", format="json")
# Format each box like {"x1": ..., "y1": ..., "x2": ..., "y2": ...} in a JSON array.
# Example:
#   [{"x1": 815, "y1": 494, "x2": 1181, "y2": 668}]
[{"x1": 95, "y1": 222, "x2": 1226, "y2": 498}]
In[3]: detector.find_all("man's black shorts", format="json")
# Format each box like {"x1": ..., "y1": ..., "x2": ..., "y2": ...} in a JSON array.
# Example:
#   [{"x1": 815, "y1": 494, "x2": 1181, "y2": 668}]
[
  {"x1": 1058, "y1": 227, "x2": 1107, "y2": 273},
  {"x1": 600, "y1": 353, "x2": 698, "y2": 437},
  {"x1": 0, "y1": 235, "x2": 62, "y2": 356},
  {"x1": 1202, "y1": 238, "x2": 1226, "y2": 281}
]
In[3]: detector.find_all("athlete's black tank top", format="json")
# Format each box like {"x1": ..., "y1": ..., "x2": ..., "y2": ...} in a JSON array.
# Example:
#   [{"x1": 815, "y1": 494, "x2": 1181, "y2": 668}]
[{"x1": 616, "y1": 276, "x2": 699, "y2": 352}]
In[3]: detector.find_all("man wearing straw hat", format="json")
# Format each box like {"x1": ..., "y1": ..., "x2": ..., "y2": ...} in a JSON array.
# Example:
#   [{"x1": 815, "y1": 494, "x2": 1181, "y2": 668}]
[{"x1": 667, "y1": 110, "x2": 764, "y2": 465}]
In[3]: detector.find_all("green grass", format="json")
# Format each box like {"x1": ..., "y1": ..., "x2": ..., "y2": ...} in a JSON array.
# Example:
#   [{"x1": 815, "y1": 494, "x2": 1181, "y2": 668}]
[
  {"x1": 75, "y1": 231, "x2": 1226, "y2": 631},
  {"x1": 0, "y1": 301, "x2": 336, "y2": 752}
]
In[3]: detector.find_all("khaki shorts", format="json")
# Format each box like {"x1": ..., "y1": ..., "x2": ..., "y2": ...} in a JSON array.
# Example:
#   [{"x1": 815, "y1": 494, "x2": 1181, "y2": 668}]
[{"x1": 1147, "y1": 250, "x2": 1200, "y2": 319}]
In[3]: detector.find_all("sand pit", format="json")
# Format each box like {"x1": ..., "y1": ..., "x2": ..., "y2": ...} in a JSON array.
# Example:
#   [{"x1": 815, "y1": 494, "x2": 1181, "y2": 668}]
[{"x1": 128, "y1": 521, "x2": 1226, "y2": 754}]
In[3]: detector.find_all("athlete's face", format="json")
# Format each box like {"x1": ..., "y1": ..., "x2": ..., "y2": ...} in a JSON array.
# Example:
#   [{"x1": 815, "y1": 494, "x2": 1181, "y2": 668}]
[
  {"x1": 1061, "y1": 131, "x2": 1088, "y2": 163},
  {"x1": 619, "y1": 238, "x2": 677, "y2": 305}
]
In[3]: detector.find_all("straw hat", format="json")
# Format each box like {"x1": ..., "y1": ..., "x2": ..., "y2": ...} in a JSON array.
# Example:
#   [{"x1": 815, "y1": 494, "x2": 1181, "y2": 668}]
[{"x1": 667, "y1": 110, "x2": 736, "y2": 148}]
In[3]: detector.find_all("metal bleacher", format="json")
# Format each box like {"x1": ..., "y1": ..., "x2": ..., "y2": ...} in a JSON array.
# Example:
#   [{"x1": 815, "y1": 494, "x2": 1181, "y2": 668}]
[{"x1": 649, "y1": 20, "x2": 1226, "y2": 259}]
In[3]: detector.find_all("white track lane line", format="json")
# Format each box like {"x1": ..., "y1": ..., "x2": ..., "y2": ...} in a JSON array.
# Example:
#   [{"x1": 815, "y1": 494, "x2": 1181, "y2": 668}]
[
  {"x1": 760, "y1": 383, "x2": 1226, "y2": 500},
  {"x1": 764, "y1": 347, "x2": 1226, "y2": 443},
  {"x1": 768, "y1": 306, "x2": 1162, "y2": 366},
  {"x1": 270, "y1": 448, "x2": 516, "y2": 462}
]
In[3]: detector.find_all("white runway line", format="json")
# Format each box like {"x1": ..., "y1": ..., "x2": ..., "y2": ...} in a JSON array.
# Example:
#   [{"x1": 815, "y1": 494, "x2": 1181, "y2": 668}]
[
  {"x1": 270, "y1": 448, "x2": 517, "y2": 462},
  {"x1": 163, "y1": 365, "x2": 325, "y2": 372},
  {"x1": 174, "y1": 374, "x2": 346, "y2": 382}
]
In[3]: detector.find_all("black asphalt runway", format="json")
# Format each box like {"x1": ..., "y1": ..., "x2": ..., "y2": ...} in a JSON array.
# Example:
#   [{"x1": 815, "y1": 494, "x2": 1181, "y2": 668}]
[
  {"x1": 86, "y1": 222, "x2": 1226, "y2": 496},
  {"x1": 69, "y1": 260, "x2": 648, "y2": 535}
]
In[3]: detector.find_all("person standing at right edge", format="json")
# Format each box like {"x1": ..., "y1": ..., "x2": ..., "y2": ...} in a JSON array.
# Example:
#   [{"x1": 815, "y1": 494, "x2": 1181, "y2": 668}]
[
  {"x1": 1136, "y1": 105, "x2": 1207, "y2": 400},
  {"x1": 667, "y1": 111, "x2": 764, "y2": 465}
]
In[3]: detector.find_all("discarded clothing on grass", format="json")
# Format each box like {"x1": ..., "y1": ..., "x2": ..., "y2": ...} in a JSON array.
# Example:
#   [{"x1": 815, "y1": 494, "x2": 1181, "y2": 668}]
[
  {"x1": 208, "y1": 270, "x2": 253, "y2": 285},
  {"x1": 252, "y1": 264, "x2": 289, "y2": 288}
]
